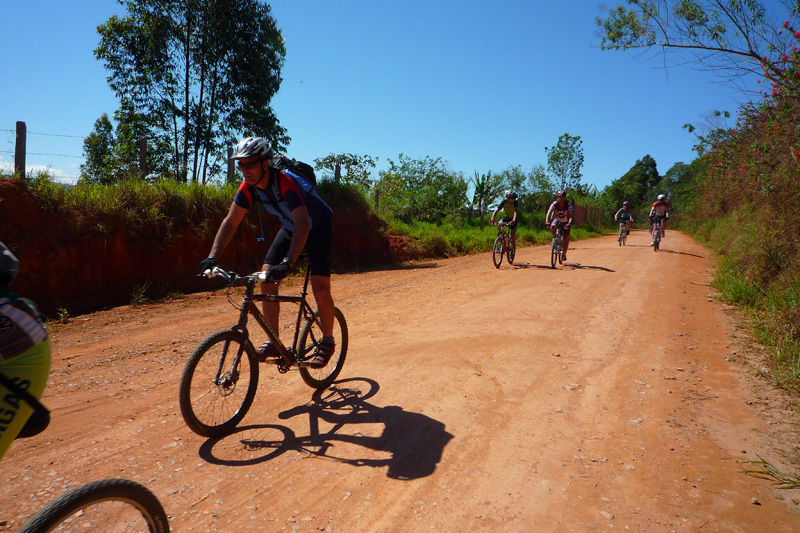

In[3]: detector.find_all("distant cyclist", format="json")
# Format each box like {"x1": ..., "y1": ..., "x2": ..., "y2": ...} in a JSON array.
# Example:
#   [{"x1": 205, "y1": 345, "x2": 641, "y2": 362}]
[
  {"x1": 0, "y1": 242, "x2": 51, "y2": 460},
  {"x1": 649, "y1": 194, "x2": 670, "y2": 245},
  {"x1": 490, "y1": 190, "x2": 519, "y2": 251},
  {"x1": 614, "y1": 201, "x2": 634, "y2": 239},
  {"x1": 546, "y1": 190, "x2": 574, "y2": 261}
]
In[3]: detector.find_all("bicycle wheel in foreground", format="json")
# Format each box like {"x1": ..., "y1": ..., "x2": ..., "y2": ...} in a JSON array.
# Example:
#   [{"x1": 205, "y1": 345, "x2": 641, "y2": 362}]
[
  {"x1": 550, "y1": 238, "x2": 559, "y2": 269},
  {"x1": 507, "y1": 244, "x2": 515, "y2": 265},
  {"x1": 298, "y1": 307, "x2": 349, "y2": 389},
  {"x1": 179, "y1": 329, "x2": 259, "y2": 437},
  {"x1": 492, "y1": 236, "x2": 504, "y2": 268},
  {"x1": 18, "y1": 478, "x2": 170, "y2": 533}
]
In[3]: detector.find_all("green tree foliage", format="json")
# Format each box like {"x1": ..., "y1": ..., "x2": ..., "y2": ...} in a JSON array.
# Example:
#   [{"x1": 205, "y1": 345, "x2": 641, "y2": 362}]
[
  {"x1": 314, "y1": 153, "x2": 378, "y2": 189},
  {"x1": 81, "y1": 114, "x2": 116, "y2": 184},
  {"x1": 545, "y1": 133, "x2": 584, "y2": 192},
  {"x1": 375, "y1": 154, "x2": 468, "y2": 224},
  {"x1": 596, "y1": 0, "x2": 800, "y2": 96},
  {"x1": 599, "y1": 154, "x2": 660, "y2": 211},
  {"x1": 94, "y1": 0, "x2": 288, "y2": 184}
]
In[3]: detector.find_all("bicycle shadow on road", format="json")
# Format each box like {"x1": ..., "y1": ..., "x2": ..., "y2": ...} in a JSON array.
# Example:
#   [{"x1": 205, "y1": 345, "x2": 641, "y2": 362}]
[
  {"x1": 562, "y1": 263, "x2": 615, "y2": 272},
  {"x1": 655, "y1": 249, "x2": 705, "y2": 258},
  {"x1": 197, "y1": 378, "x2": 453, "y2": 480}
]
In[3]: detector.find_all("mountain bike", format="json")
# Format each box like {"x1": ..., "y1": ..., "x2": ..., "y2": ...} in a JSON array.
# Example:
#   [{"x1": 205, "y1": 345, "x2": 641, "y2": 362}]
[
  {"x1": 0, "y1": 374, "x2": 170, "y2": 533},
  {"x1": 492, "y1": 220, "x2": 515, "y2": 268},
  {"x1": 618, "y1": 221, "x2": 629, "y2": 246},
  {"x1": 179, "y1": 255, "x2": 349, "y2": 438},
  {"x1": 652, "y1": 216, "x2": 663, "y2": 251},
  {"x1": 549, "y1": 221, "x2": 568, "y2": 268}
]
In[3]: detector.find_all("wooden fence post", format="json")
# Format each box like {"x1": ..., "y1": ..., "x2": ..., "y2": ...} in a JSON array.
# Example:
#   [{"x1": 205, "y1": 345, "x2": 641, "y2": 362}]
[
  {"x1": 14, "y1": 121, "x2": 26, "y2": 178},
  {"x1": 138, "y1": 136, "x2": 147, "y2": 179}
]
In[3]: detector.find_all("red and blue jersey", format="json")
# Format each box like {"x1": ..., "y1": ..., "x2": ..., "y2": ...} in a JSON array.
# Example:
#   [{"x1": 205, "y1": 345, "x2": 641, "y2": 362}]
[{"x1": 234, "y1": 169, "x2": 332, "y2": 231}]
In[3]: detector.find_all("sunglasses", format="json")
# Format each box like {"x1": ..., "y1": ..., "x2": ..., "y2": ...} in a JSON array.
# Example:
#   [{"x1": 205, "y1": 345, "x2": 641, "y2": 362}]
[{"x1": 237, "y1": 160, "x2": 262, "y2": 171}]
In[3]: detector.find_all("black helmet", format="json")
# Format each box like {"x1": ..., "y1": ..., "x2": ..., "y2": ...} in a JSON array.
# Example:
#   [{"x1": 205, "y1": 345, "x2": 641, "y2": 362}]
[
  {"x1": 505, "y1": 190, "x2": 518, "y2": 199},
  {"x1": 230, "y1": 137, "x2": 272, "y2": 161},
  {"x1": 0, "y1": 242, "x2": 19, "y2": 287}
]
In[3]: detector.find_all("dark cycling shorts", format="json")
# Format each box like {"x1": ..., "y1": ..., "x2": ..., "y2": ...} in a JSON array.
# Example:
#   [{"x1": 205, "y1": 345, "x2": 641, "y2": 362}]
[
  {"x1": 500, "y1": 217, "x2": 517, "y2": 231},
  {"x1": 265, "y1": 219, "x2": 333, "y2": 277}
]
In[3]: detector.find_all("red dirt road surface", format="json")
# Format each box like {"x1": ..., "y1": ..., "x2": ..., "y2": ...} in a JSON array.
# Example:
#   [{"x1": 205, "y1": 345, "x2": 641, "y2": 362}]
[{"x1": 2, "y1": 230, "x2": 800, "y2": 531}]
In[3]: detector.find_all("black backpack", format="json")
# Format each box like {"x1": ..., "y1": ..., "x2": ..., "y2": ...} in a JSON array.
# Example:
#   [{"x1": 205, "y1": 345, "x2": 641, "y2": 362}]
[{"x1": 269, "y1": 154, "x2": 317, "y2": 188}]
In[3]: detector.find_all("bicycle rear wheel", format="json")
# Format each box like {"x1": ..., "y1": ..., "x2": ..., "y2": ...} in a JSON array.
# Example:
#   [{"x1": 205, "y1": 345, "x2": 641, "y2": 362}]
[
  {"x1": 492, "y1": 236, "x2": 504, "y2": 268},
  {"x1": 550, "y1": 238, "x2": 558, "y2": 268},
  {"x1": 298, "y1": 307, "x2": 349, "y2": 389},
  {"x1": 179, "y1": 329, "x2": 258, "y2": 437},
  {"x1": 18, "y1": 478, "x2": 169, "y2": 533}
]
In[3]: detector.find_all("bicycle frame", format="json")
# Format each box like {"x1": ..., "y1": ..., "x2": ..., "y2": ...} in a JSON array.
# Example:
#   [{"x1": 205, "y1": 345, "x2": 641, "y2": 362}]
[{"x1": 207, "y1": 260, "x2": 319, "y2": 371}]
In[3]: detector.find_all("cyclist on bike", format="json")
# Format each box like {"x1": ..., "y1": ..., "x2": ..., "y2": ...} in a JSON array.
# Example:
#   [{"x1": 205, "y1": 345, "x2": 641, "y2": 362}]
[
  {"x1": 0, "y1": 242, "x2": 51, "y2": 460},
  {"x1": 614, "y1": 201, "x2": 634, "y2": 239},
  {"x1": 649, "y1": 194, "x2": 670, "y2": 245},
  {"x1": 489, "y1": 190, "x2": 519, "y2": 251},
  {"x1": 545, "y1": 190, "x2": 574, "y2": 261},
  {"x1": 200, "y1": 137, "x2": 336, "y2": 368}
]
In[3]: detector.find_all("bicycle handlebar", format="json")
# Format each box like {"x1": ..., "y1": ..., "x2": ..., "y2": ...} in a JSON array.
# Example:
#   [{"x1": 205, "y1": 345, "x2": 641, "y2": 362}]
[{"x1": 201, "y1": 266, "x2": 272, "y2": 285}]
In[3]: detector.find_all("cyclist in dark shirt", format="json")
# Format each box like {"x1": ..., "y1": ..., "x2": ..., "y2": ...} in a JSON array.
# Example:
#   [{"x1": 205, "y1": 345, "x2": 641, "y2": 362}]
[{"x1": 200, "y1": 137, "x2": 336, "y2": 368}]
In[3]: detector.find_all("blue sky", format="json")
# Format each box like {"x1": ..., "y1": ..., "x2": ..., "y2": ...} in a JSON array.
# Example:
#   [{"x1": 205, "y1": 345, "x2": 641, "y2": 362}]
[{"x1": 0, "y1": 0, "x2": 782, "y2": 191}]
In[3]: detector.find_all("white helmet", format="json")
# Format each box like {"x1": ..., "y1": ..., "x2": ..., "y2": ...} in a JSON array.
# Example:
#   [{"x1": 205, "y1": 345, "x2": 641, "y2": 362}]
[
  {"x1": 230, "y1": 137, "x2": 272, "y2": 160},
  {"x1": 657, "y1": 194, "x2": 666, "y2": 201}
]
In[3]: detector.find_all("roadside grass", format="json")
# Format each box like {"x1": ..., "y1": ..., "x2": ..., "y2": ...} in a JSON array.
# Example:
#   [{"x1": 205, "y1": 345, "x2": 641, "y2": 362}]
[
  {"x1": 25, "y1": 175, "x2": 236, "y2": 240},
  {"x1": 685, "y1": 209, "x2": 800, "y2": 396},
  {"x1": 382, "y1": 215, "x2": 603, "y2": 257}
]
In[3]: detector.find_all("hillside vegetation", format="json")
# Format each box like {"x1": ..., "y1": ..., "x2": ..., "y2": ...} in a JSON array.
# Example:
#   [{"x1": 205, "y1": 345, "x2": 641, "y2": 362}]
[{"x1": 677, "y1": 97, "x2": 800, "y2": 395}]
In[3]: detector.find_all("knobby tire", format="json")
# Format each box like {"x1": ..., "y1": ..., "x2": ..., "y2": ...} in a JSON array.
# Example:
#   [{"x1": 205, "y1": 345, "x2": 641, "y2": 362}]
[
  {"x1": 492, "y1": 236, "x2": 504, "y2": 269},
  {"x1": 179, "y1": 329, "x2": 259, "y2": 437},
  {"x1": 298, "y1": 307, "x2": 349, "y2": 389},
  {"x1": 550, "y1": 237, "x2": 559, "y2": 269},
  {"x1": 18, "y1": 478, "x2": 170, "y2": 533}
]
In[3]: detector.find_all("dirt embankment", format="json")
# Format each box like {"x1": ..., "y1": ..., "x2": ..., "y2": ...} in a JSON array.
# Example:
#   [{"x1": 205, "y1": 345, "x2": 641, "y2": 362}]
[{"x1": 0, "y1": 178, "x2": 415, "y2": 317}]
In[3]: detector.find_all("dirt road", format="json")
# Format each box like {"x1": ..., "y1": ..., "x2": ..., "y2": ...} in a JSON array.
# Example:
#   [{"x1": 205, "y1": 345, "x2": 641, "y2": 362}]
[{"x1": 3, "y1": 230, "x2": 799, "y2": 532}]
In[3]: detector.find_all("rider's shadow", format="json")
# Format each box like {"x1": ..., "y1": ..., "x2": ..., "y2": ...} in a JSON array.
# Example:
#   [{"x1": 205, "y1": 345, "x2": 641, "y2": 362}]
[{"x1": 198, "y1": 378, "x2": 453, "y2": 480}]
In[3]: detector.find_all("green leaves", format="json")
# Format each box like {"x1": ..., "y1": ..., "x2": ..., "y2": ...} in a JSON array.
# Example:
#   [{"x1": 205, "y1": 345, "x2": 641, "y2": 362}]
[
  {"x1": 94, "y1": 0, "x2": 288, "y2": 183},
  {"x1": 545, "y1": 133, "x2": 584, "y2": 192}
]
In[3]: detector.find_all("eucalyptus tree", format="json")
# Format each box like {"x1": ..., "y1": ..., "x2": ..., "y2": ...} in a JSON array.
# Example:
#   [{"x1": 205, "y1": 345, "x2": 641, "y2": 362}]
[
  {"x1": 95, "y1": 0, "x2": 288, "y2": 183},
  {"x1": 545, "y1": 133, "x2": 584, "y2": 192}
]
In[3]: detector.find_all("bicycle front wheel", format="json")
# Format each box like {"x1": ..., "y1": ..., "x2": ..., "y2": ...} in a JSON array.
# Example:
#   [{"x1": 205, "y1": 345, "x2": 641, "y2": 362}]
[
  {"x1": 298, "y1": 307, "x2": 349, "y2": 389},
  {"x1": 507, "y1": 242, "x2": 515, "y2": 265},
  {"x1": 550, "y1": 238, "x2": 558, "y2": 269},
  {"x1": 18, "y1": 478, "x2": 169, "y2": 533},
  {"x1": 179, "y1": 329, "x2": 258, "y2": 437},
  {"x1": 619, "y1": 225, "x2": 625, "y2": 245},
  {"x1": 492, "y1": 236, "x2": 504, "y2": 268}
]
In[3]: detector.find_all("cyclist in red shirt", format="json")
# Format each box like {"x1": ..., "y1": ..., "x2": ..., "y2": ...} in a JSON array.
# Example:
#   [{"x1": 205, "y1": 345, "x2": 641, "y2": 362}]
[
  {"x1": 545, "y1": 191, "x2": 574, "y2": 261},
  {"x1": 649, "y1": 194, "x2": 670, "y2": 245}
]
